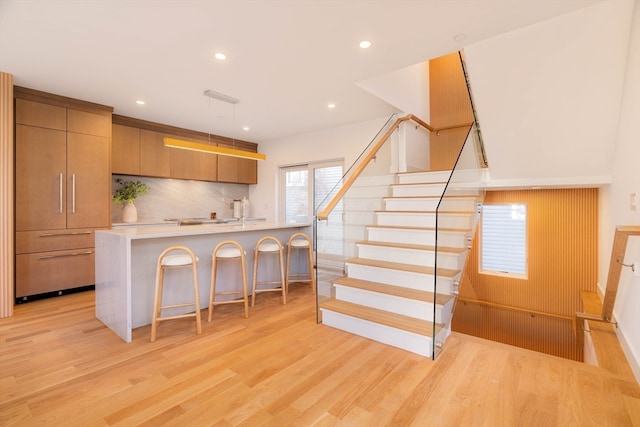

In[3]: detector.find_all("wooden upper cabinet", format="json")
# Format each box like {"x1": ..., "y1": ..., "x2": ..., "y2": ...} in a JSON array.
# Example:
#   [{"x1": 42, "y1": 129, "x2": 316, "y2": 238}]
[
  {"x1": 15, "y1": 98, "x2": 66, "y2": 130},
  {"x1": 67, "y1": 109, "x2": 110, "y2": 137},
  {"x1": 112, "y1": 124, "x2": 140, "y2": 175},
  {"x1": 112, "y1": 115, "x2": 258, "y2": 183},
  {"x1": 237, "y1": 158, "x2": 257, "y2": 184},
  {"x1": 217, "y1": 141, "x2": 258, "y2": 184},
  {"x1": 139, "y1": 129, "x2": 171, "y2": 178},
  {"x1": 15, "y1": 124, "x2": 68, "y2": 231},
  {"x1": 170, "y1": 143, "x2": 217, "y2": 181}
]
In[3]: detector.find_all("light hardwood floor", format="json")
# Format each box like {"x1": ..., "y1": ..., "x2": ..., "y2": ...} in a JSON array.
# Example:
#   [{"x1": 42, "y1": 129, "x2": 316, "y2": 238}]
[{"x1": 1, "y1": 286, "x2": 638, "y2": 426}]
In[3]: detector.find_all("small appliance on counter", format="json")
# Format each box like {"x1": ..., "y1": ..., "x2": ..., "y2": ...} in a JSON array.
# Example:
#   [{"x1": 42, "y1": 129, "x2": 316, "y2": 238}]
[{"x1": 232, "y1": 197, "x2": 250, "y2": 219}]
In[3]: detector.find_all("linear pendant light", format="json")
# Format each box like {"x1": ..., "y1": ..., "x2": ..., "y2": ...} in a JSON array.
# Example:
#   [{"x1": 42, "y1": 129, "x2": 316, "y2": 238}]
[{"x1": 163, "y1": 137, "x2": 266, "y2": 161}]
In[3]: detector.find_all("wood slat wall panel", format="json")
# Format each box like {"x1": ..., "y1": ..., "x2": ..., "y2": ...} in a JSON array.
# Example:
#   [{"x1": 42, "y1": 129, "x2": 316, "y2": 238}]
[
  {"x1": 0, "y1": 72, "x2": 14, "y2": 318},
  {"x1": 429, "y1": 52, "x2": 474, "y2": 171},
  {"x1": 453, "y1": 188, "x2": 598, "y2": 360}
]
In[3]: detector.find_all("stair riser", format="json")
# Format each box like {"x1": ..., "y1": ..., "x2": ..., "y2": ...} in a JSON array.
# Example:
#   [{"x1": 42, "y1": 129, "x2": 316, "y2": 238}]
[
  {"x1": 334, "y1": 284, "x2": 451, "y2": 323},
  {"x1": 384, "y1": 198, "x2": 477, "y2": 211},
  {"x1": 356, "y1": 245, "x2": 467, "y2": 270},
  {"x1": 397, "y1": 171, "x2": 452, "y2": 184},
  {"x1": 344, "y1": 198, "x2": 385, "y2": 211},
  {"x1": 345, "y1": 186, "x2": 391, "y2": 199},
  {"x1": 366, "y1": 228, "x2": 468, "y2": 247},
  {"x1": 376, "y1": 213, "x2": 472, "y2": 229},
  {"x1": 345, "y1": 263, "x2": 457, "y2": 294},
  {"x1": 391, "y1": 185, "x2": 446, "y2": 197},
  {"x1": 320, "y1": 309, "x2": 435, "y2": 357}
]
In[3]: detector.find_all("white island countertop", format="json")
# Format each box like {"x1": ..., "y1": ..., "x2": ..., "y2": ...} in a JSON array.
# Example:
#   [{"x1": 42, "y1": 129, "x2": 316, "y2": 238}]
[
  {"x1": 95, "y1": 222, "x2": 311, "y2": 342},
  {"x1": 104, "y1": 221, "x2": 302, "y2": 239}
]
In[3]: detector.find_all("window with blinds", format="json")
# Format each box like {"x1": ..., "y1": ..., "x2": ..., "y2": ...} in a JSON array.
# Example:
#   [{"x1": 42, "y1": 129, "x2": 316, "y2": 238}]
[{"x1": 480, "y1": 203, "x2": 527, "y2": 277}]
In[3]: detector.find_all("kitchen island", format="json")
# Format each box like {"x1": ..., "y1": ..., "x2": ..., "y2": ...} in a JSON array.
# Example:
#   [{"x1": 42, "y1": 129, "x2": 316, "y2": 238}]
[{"x1": 95, "y1": 222, "x2": 311, "y2": 342}]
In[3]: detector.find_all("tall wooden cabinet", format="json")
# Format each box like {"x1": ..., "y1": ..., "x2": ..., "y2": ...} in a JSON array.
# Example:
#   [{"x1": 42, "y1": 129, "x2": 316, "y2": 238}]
[{"x1": 14, "y1": 88, "x2": 112, "y2": 300}]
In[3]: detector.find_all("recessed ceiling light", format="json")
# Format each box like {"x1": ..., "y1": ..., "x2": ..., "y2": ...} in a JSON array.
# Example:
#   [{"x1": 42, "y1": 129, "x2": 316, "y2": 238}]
[
  {"x1": 328, "y1": 103, "x2": 336, "y2": 109},
  {"x1": 135, "y1": 100, "x2": 145, "y2": 105},
  {"x1": 243, "y1": 126, "x2": 250, "y2": 131},
  {"x1": 214, "y1": 52, "x2": 227, "y2": 60},
  {"x1": 359, "y1": 40, "x2": 372, "y2": 49}
]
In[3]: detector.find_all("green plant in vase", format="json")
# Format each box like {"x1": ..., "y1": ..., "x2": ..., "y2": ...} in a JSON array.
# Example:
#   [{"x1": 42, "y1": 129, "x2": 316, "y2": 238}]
[{"x1": 113, "y1": 178, "x2": 150, "y2": 223}]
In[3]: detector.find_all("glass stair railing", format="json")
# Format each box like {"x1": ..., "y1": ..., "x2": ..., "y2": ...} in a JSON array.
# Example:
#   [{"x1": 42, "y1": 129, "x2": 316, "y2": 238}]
[{"x1": 314, "y1": 114, "x2": 486, "y2": 360}]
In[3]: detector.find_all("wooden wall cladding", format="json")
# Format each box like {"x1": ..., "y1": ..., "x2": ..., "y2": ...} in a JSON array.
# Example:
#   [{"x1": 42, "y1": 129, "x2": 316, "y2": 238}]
[
  {"x1": 429, "y1": 52, "x2": 474, "y2": 171},
  {"x1": 453, "y1": 188, "x2": 599, "y2": 360},
  {"x1": 0, "y1": 72, "x2": 14, "y2": 318}
]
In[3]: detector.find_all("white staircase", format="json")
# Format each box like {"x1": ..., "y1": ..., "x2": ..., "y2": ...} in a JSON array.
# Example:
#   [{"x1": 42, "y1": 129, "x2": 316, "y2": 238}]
[{"x1": 319, "y1": 170, "x2": 480, "y2": 358}]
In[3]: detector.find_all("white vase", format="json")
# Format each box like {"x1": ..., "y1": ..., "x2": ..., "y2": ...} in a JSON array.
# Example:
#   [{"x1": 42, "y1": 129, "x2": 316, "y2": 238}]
[{"x1": 122, "y1": 202, "x2": 138, "y2": 223}]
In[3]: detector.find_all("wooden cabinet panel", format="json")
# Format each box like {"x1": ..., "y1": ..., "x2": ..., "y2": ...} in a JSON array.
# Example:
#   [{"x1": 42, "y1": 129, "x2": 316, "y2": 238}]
[
  {"x1": 16, "y1": 249, "x2": 95, "y2": 298},
  {"x1": 16, "y1": 229, "x2": 98, "y2": 254},
  {"x1": 15, "y1": 99, "x2": 66, "y2": 130},
  {"x1": 112, "y1": 124, "x2": 140, "y2": 175},
  {"x1": 237, "y1": 158, "x2": 257, "y2": 184},
  {"x1": 67, "y1": 133, "x2": 111, "y2": 229},
  {"x1": 217, "y1": 150, "x2": 257, "y2": 184},
  {"x1": 216, "y1": 156, "x2": 237, "y2": 183},
  {"x1": 140, "y1": 129, "x2": 171, "y2": 177},
  {"x1": 170, "y1": 145, "x2": 217, "y2": 181},
  {"x1": 15, "y1": 124, "x2": 67, "y2": 231},
  {"x1": 67, "y1": 109, "x2": 110, "y2": 137}
]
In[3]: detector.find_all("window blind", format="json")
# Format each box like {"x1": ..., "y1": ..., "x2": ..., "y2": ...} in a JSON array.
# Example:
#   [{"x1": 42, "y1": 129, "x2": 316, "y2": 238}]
[{"x1": 481, "y1": 204, "x2": 527, "y2": 275}]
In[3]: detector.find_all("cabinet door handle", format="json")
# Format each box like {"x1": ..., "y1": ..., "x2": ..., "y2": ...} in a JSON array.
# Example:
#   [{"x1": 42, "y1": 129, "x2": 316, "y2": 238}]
[
  {"x1": 39, "y1": 231, "x2": 93, "y2": 237},
  {"x1": 72, "y1": 174, "x2": 76, "y2": 214},
  {"x1": 39, "y1": 251, "x2": 93, "y2": 260},
  {"x1": 59, "y1": 173, "x2": 64, "y2": 214}
]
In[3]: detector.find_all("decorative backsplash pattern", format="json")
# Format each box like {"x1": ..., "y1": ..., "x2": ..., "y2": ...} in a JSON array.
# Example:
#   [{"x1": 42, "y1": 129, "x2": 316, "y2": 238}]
[{"x1": 111, "y1": 175, "x2": 249, "y2": 224}]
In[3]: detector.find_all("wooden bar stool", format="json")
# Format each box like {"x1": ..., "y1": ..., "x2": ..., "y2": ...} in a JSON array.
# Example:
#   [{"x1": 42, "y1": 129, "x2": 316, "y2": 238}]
[
  {"x1": 208, "y1": 240, "x2": 249, "y2": 320},
  {"x1": 285, "y1": 232, "x2": 316, "y2": 294},
  {"x1": 150, "y1": 245, "x2": 202, "y2": 342},
  {"x1": 251, "y1": 236, "x2": 286, "y2": 306}
]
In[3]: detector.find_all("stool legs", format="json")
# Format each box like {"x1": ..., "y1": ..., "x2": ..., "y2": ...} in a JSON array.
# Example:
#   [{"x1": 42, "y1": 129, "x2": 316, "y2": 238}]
[
  {"x1": 251, "y1": 236, "x2": 286, "y2": 307},
  {"x1": 208, "y1": 240, "x2": 249, "y2": 321},
  {"x1": 285, "y1": 232, "x2": 316, "y2": 294},
  {"x1": 150, "y1": 245, "x2": 202, "y2": 342}
]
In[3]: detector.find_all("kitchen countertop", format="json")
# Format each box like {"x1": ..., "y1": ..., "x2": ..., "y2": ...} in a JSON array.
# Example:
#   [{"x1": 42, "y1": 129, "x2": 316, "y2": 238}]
[
  {"x1": 102, "y1": 220, "x2": 303, "y2": 240},
  {"x1": 111, "y1": 217, "x2": 267, "y2": 228}
]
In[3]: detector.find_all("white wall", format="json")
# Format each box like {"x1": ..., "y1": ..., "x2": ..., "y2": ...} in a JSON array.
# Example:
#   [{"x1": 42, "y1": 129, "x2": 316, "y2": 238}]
[
  {"x1": 599, "y1": 0, "x2": 640, "y2": 381},
  {"x1": 463, "y1": 1, "x2": 635, "y2": 188},
  {"x1": 250, "y1": 116, "x2": 392, "y2": 222},
  {"x1": 357, "y1": 62, "x2": 430, "y2": 122}
]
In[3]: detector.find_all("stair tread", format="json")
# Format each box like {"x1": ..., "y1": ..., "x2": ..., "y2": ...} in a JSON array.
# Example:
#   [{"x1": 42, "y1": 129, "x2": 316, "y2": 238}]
[
  {"x1": 333, "y1": 276, "x2": 455, "y2": 304},
  {"x1": 320, "y1": 299, "x2": 445, "y2": 337},
  {"x1": 346, "y1": 257, "x2": 459, "y2": 277},
  {"x1": 356, "y1": 240, "x2": 467, "y2": 254},
  {"x1": 376, "y1": 209, "x2": 474, "y2": 215},
  {"x1": 391, "y1": 181, "x2": 448, "y2": 186},
  {"x1": 366, "y1": 224, "x2": 471, "y2": 233},
  {"x1": 383, "y1": 195, "x2": 477, "y2": 200}
]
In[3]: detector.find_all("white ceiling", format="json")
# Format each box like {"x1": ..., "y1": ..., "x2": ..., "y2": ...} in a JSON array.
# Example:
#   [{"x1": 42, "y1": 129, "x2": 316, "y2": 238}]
[{"x1": 0, "y1": 0, "x2": 604, "y2": 144}]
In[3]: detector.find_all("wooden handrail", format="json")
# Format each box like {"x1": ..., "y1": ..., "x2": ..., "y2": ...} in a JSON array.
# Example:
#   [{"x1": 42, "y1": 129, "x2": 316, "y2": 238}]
[
  {"x1": 575, "y1": 225, "x2": 640, "y2": 355},
  {"x1": 317, "y1": 114, "x2": 462, "y2": 220},
  {"x1": 457, "y1": 297, "x2": 576, "y2": 323}
]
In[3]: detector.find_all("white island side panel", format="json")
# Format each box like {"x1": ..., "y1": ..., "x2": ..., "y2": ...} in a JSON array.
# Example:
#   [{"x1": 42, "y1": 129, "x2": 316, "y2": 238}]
[{"x1": 95, "y1": 231, "x2": 132, "y2": 342}]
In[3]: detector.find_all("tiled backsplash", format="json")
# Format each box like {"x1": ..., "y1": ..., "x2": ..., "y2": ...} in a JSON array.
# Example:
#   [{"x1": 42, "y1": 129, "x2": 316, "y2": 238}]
[{"x1": 111, "y1": 175, "x2": 249, "y2": 224}]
